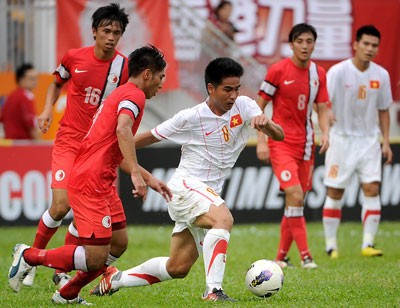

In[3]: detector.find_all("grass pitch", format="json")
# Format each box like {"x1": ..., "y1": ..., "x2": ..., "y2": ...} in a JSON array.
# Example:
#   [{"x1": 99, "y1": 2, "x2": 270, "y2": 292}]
[{"x1": 1, "y1": 222, "x2": 399, "y2": 307}]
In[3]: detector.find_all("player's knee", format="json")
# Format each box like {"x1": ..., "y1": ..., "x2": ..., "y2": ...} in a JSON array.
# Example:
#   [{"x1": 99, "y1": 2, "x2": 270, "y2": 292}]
[
  {"x1": 167, "y1": 262, "x2": 191, "y2": 279},
  {"x1": 86, "y1": 254, "x2": 108, "y2": 271}
]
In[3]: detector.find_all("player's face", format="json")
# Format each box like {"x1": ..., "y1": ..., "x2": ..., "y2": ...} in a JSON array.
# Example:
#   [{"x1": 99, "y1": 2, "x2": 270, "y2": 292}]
[
  {"x1": 144, "y1": 69, "x2": 166, "y2": 99},
  {"x1": 353, "y1": 34, "x2": 379, "y2": 63},
  {"x1": 290, "y1": 32, "x2": 315, "y2": 66},
  {"x1": 93, "y1": 21, "x2": 123, "y2": 53},
  {"x1": 208, "y1": 76, "x2": 241, "y2": 116}
]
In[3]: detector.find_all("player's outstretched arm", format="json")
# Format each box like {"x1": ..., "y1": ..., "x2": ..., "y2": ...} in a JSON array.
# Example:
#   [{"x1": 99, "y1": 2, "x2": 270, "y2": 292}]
[{"x1": 251, "y1": 114, "x2": 284, "y2": 141}]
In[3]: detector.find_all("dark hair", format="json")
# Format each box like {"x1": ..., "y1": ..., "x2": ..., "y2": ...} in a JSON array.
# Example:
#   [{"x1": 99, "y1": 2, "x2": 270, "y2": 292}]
[
  {"x1": 92, "y1": 3, "x2": 129, "y2": 34},
  {"x1": 128, "y1": 45, "x2": 166, "y2": 77},
  {"x1": 215, "y1": 1, "x2": 232, "y2": 17},
  {"x1": 356, "y1": 25, "x2": 381, "y2": 42},
  {"x1": 15, "y1": 63, "x2": 34, "y2": 83},
  {"x1": 204, "y1": 57, "x2": 243, "y2": 89},
  {"x1": 288, "y1": 23, "x2": 317, "y2": 42}
]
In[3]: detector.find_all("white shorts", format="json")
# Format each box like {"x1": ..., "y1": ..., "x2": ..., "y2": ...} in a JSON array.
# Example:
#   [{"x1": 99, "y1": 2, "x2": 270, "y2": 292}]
[
  {"x1": 167, "y1": 174, "x2": 225, "y2": 254},
  {"x1": 324, "y1": 133, "x2": 382, "y2": 189}
]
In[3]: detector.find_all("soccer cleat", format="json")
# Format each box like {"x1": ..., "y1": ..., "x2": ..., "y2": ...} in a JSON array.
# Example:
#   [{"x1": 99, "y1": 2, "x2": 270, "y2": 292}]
[
  {"x1": 51, "y1": 291, "x2": 93, "y2": 305},
  {"x1": 90, "y1": 266, "x2": 121, "y2": 296},
  {"x1": 275, "y1": 257, "x2": 295, "y2": 269},
  {"x1": 52, "y1": 272, "x2": 72, "y2": 290},
  {"x1": 8, "y1": 243, "x2": 32, "y2": 292},
  {"x1": 22, "y1": 266, "x2": 37, "y2": 286},
  {"x1": 327, "y1": 249, "x2": 339, "y2": 259},
  {"x1": 301, "y1": 256, "x2": 318, "y2": 269},
  {"x1": 361, "y1": 245, "x2": 383, "y2": 257},
  {"x1": 202, "y1": 288, "x2": 237, "y2": 302}
]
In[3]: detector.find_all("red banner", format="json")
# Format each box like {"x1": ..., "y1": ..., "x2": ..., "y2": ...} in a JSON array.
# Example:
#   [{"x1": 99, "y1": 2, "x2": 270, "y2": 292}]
[
  {"x1": 204, "y1": 0, "x2": 400, "y2": 100},
  {"x1": 56, "y1": 0, "x2": 179, "y2": 91}
]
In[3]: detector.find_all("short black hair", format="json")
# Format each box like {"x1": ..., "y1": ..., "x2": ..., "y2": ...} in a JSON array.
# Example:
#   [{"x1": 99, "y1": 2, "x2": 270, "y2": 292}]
[
  {"x1": 356, "y1": 25, "x2": 381, "y2": 42},
  {"x1": 204, "y1": 57, "x2": 243, "y2": 90},
  {"x1": 288, "y1": 23, "x2": 317, "y2": 42},
  {"x1": 128, "y1": 45, "x2": 166, "y2": 77},
  {"x1": 92, "y1": 3, "x2": 129, "y2": 34},
  {"x1": 215, "y1": 1, "x2": 232, "y2": 16},
  {"x1": 15, "y1": 63, "x2": 34, "y2": 84}
]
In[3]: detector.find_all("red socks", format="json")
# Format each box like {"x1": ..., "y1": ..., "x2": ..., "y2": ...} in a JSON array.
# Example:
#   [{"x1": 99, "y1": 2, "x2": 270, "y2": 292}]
[
  {"x1": 24, "y1": 245, "x2": 77, "y2": 272},
  {"x1": 32, "y1": 218, "x2": 59, "y2": 249}
]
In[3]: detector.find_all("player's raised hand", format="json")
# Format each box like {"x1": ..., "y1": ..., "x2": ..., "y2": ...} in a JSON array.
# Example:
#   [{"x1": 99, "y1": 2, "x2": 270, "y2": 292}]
[
  {"x1": 131, "y1": 171, "x2": 147, "y2": 200},
  {"x1": 146, "y1": 176, "x2": 173, "y2": 202},
  {"x1": 37, "y1": 109, "x2": 53, "y2": 133},
  {"x1": 251, "y1": 114, "x2": 284, "y2": 141}
]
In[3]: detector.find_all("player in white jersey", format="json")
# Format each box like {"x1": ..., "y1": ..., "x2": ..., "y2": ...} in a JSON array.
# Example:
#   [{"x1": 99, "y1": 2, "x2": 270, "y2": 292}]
[
  {"x1": 322, "y1": 25, "x2": 393, "y2": 259},
  {"x1": 90, "y1": 57, "x2": 284, "y2": 301}
]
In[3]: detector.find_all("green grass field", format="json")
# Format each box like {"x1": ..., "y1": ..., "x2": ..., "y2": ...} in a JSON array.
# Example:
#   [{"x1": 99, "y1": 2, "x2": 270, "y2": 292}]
[{"x1": 1, "y1": 222, "x2": 399, "y2": 307}]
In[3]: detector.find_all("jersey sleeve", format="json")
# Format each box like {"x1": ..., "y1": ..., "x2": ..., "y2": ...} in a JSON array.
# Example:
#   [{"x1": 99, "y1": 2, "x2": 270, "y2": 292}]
[
  {"x1": 377, "y1": 68, "x2": 393, "y2": 110},
  {"x1": 315, "y1": 66, "x2": 329, "y2": 104},
  {"x1": 236, "y1": 96, "x2": 262, "y2": 125},
  {"x1": 53, "y1": 49, "x2": 74, "y2": 84},
  {"x1": 258, "y1": 64, "x2": 280, "y2": 100},
  {"x1": 151, "y1": 109, "x2": 191, "y2": 144}
]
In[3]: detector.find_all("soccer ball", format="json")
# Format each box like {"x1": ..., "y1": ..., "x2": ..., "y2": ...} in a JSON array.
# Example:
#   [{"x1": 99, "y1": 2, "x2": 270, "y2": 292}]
[{"x1": 245, "y1": 259, "x2": 284, "y2": 298}]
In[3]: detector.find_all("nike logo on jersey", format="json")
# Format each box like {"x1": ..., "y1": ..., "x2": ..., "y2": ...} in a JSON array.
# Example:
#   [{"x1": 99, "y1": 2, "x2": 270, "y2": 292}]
[
  {"x1": 205, "y1": 129, "x2": 217, "y2": 136},
  {"x1": 75, "y1": 68, "x2": 88, "y2": 73},
  {"x1": 284, "y1": 80, "x2": 295, "y2": 85}
]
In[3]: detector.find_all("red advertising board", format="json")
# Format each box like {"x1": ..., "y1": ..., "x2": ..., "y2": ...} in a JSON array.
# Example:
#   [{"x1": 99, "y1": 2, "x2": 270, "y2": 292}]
[{"x1": 0, "y1": 142, "x2": 52, "y2": 224}]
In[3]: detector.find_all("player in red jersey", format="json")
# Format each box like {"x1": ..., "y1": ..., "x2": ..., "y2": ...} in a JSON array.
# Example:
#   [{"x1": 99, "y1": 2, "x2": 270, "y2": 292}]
[
  {"x1": 24, "y1": 3, "x2": 130, "y2": 288},
  {"x1": 8, "y1": 45, "x2": 173, "y2": 305},
  {"x1": 256, "y1": 23, "x2": 330, "y2": 269}
]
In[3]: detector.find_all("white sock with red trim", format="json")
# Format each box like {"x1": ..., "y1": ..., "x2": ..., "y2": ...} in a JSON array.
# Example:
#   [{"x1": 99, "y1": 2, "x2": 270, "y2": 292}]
[
  {"x1": 203, "y1": 228, "x2": 230, "y2": 294},
  {"x1": 115, "y1": 257, "x2": 171, "y2": 288},
  {"x1": 362, "y1": 196, "x2": 381, "y2": 249},
  {"x1": 322, "y1": 196, "x2": 343, "y2": 251}
]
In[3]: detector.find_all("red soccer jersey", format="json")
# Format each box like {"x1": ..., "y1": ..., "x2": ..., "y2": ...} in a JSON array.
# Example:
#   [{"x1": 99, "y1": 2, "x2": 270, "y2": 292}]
[
  {"x1": 68, "y1": 83, "x2": 146, "y2": 195},
  {"x1": 258, "y1": 58, "x2": 328, "y2": 157},
  {"x1": 55, "y1": 46, "x2": 129, "y2": 134},
  {"x1": 2, "y1": 88, "x2": 37, "y2": 139}
]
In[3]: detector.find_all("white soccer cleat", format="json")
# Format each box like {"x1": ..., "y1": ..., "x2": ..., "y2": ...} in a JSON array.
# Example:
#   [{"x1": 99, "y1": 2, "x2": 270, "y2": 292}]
[
  {"x1": 8, "y1": 244, "x2": 32, "y2": 292},
  {"x1": 22, "y1": 266, "x2": 37, "y2": 286},
  {"x1": 301, "y1": 256, "x2": 318, "y2": 269},
  {"x1": 52, "y1": 272, "x2": 72, "y2": 290},
  {"x1": 51, "y1": 291, "x2": 93, "y2": 305}
]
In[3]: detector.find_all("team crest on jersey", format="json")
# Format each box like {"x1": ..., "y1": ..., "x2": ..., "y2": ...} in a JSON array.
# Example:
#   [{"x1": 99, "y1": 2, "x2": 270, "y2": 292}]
[
  {"x1": 280, "y1": 170, "x2": 292, "y2": 182},
  {"x1": 102, "y1": 216, "x2": 111, "y2": 228},
  {"x1": 55, "y1": 170, "x2": 66, "y2": 182},
  {"x1": 311, "y1": 79, "x2": 319, "y2": 87},
  {"x1": 108, "y1": 73, "x2": 119, "y2": 85},
  {"x1": 370, "y1": 80, "x2": 380, "y2": 89},
  {"x1": 230, "y1": 114, "x2": 243, "y2": 128}
]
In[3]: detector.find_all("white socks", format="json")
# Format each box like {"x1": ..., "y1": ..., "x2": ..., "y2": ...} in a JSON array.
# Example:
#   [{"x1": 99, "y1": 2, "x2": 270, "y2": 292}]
[
  {"x1": 203, "y1": 228, "x2": 230, "y2": 294},
  {"x1": 362, "y1": 196, "x2": 381, "y2": 249},
  {"x1": 115, "y1": 257, "x2": 172, "y2": 289},
  {"x1": 322, "y1": 196, "x2": 343, "y2": 251}
]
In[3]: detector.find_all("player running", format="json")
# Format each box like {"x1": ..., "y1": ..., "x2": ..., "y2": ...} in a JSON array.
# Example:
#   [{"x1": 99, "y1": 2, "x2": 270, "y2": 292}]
[{"x1": 90, "y1": 57, "x2": 284, "y2": 301}]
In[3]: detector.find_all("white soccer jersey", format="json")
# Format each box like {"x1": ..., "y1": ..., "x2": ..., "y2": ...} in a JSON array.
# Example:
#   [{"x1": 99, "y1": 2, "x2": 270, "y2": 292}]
[
  {"x1": 151, "y1": 95, "x2": 262, "y2": 194},
  {"x1": 327, "y1": 59, "x2": 392, "y2": 137}
]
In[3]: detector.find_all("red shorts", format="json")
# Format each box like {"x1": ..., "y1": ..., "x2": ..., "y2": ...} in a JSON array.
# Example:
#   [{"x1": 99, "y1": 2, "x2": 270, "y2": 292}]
[
  {"x1": 269, "y1": 145, "x2": 315, "y2": 192},
  {"x1": 68, "y1": 186, "x2": 126, "y2": 245},
  {"x1": 51, "y1": 128, "x2": 86, "y2": 189}
]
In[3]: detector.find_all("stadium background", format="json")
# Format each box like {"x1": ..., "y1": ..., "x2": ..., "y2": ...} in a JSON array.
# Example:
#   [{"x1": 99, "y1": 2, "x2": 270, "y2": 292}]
[{"x1": 0, "y1": 0, "x2": 399, "y2": 226}]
